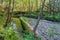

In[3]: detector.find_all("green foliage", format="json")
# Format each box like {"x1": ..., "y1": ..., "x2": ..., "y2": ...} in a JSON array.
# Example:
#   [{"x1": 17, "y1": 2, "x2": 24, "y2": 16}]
[
  {"x1": 23, "y1": 12, "x2": 38, "y2": 18},
  {"x1": 14, "y1": 0, "x2": 41, "y2": 11},
  {"x1": 0, "y1": 27, "x2": 5, "y2": 37},
  {"x1": 4, "y1": 0, "x2": 9, "y2": 2},
  {"x1": 41, "y1": 12, "x2": 60, "y2": 22},
  {"x1": 21, "y1": 17, "x2": 29, "y2": 22},
  {"x1": 5, "y1": 27, "x2": 20, "y2": 40},
  {"x1": 0, "y1": 12, "x2": 6, "y2": 26},
  {"x1": 23, "y1": 31, "x2": 42, "y2": 40},
  {"x1": 20, "y1": 17, "x2": 32, "y2": 32},
  {"x1": 0, "y1": 27, "x2": 21, "y2": 40},
  {"x1": 12, "y1": 18, "x2": 23, "y2": 31},
  {"x1": 47, "y1": 27, "x2": 56, "y2": 37}
]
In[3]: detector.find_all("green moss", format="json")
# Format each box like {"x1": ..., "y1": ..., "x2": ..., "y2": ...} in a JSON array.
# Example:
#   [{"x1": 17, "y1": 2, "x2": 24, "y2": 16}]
[
  {"x1": 0, "y1": 26, "x2": 21, "y2": 40},
  {"x1": 12, "y1": 18, "x2": 23, "y2": 31},
  {"x1": 20, "y1": 17, "x2": 32, "y2": 32},
  {"x1": 5, "y1": 27, "x2": 21, "y2": 40},
  {"x1": 21, "y1": 17, "x2": 29, "y2": 22}
]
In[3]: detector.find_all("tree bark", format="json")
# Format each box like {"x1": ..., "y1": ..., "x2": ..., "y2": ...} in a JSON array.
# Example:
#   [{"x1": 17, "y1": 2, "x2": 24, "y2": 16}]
[
  {"x1": 33, "y1": 0, "x2": 45, "y2": 36},
  {"x1": 49, "y1": 0, "x2": 51, "y2": 14},
  {"x1": 4, "y1": 0, "x2": 11, "y2": 27},
  {"x1": 12, "y1": 0, "x2": 14, "y2": 13}
]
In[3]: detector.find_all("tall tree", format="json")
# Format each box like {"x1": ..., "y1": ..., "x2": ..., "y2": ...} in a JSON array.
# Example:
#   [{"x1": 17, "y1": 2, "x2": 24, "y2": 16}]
[
  {"x1": 49, "y1": 0, "x2": 51, "y2": 14},
  {"x1": 12, "y1": 0, "x2": 14, "y2": 13},
  {"x1": 33, "y1": 0, "x2": 45, "y2": 36},
  {"x1": 4, "y1": 0, "x2": 11, "y2": 27}
]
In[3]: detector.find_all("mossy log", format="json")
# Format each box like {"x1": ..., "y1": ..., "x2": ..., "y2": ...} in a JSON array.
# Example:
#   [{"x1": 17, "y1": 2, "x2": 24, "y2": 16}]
[
  {"x1": 12, "y1": 17, "x2": 32, "y2": 33},
  {"x1": 12, "y1": 18, "x2": 23, "y2": 31},
  {"x1": 20, "y1": 17, "x2": 33, "y2": 32}
]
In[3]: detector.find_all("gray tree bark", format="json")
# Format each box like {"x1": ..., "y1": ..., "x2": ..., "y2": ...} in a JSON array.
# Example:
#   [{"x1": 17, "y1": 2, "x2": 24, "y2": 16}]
[{"x1": 33, "y1": 0, "x2": 45, "y2": 37}]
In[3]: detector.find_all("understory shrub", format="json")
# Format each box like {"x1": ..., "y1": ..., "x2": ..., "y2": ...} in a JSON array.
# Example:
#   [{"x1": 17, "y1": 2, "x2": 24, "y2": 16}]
[
  {"x1": 23, "y1": 31, "x2": 42, "y2": 40},
  {"x1": 0, "y1": 27, "x2": 21, "y2": 40}
]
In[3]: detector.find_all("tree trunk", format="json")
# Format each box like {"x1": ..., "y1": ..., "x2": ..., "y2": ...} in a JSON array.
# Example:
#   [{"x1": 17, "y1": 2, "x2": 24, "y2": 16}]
[
  {"x1": 49, "y1": 0, "x2": 51, "y2": 14},
  {"x1": 12, "y1": 0, "x2": 14, "y2": 13},
  {"x1": 33, "y1": 0, "x2": 45, "y2": 37},
  {"x1": 4, "y1": 0, "x2": 11, "y2": 27}
]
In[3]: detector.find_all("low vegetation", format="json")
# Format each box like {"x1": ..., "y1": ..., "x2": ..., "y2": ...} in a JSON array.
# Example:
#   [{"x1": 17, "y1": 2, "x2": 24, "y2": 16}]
[{"x1": 0, "y1": 0, "x2": 60, "y2": 40}]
